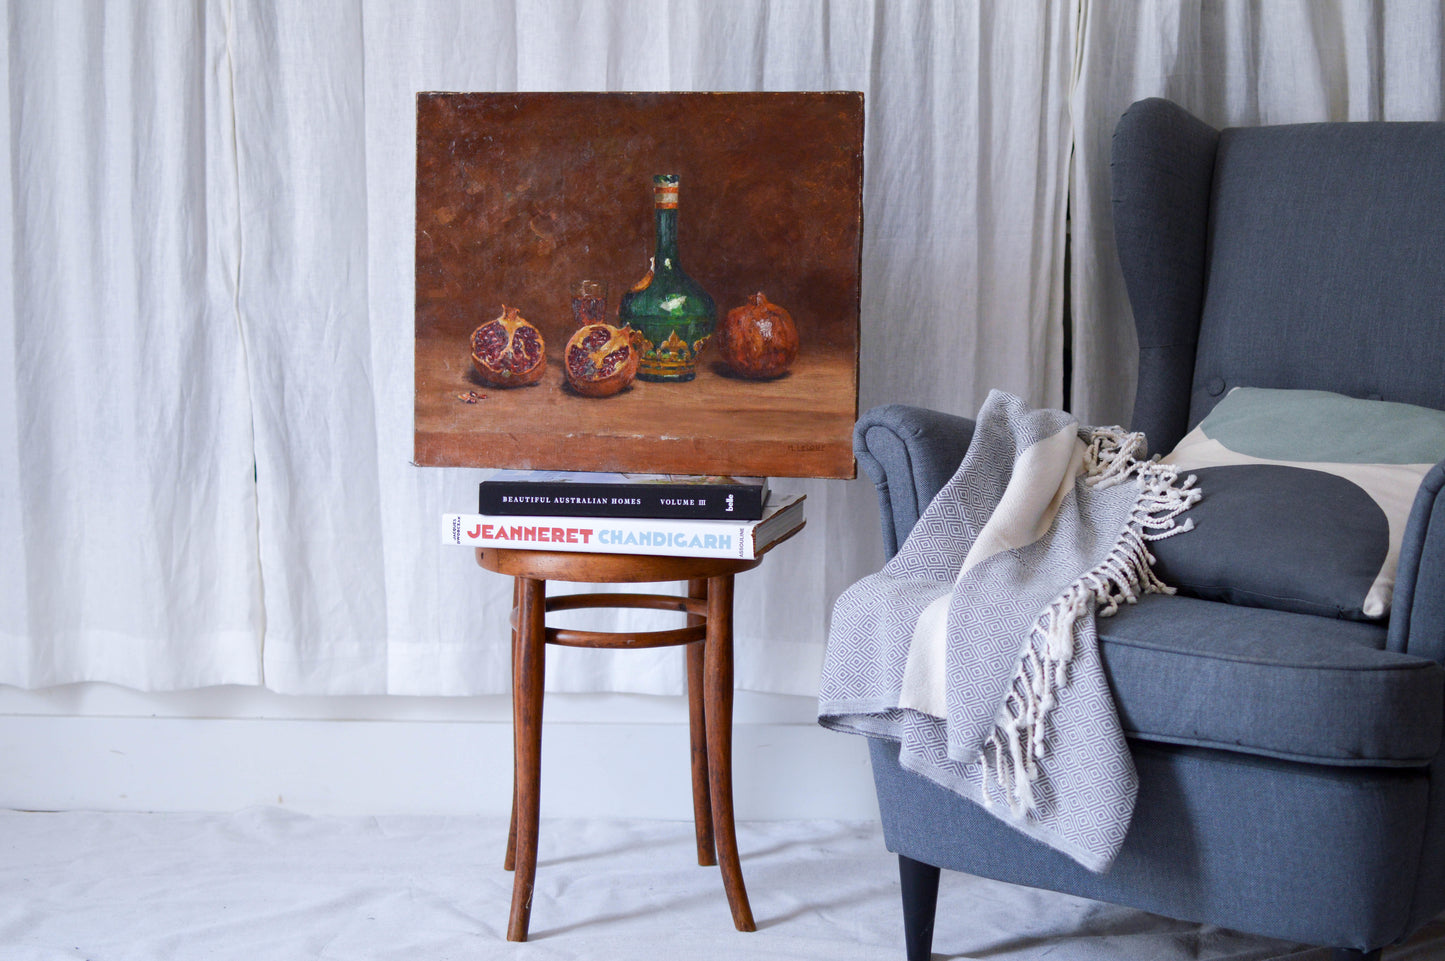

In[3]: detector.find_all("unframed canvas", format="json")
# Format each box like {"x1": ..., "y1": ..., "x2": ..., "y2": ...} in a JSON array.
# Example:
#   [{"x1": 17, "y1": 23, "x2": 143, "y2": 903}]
[{"x1": 413, "y1": 91, "x2": 863, "y2": 479}]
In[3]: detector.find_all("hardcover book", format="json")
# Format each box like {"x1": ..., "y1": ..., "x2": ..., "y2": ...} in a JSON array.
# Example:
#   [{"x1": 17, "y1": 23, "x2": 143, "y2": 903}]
[
  {"x1": 443, "y1": 494, "x2": 805, "y2": 560},
  {"x1": 478, "y1": 470, "x2": 769, "y2": 520}
]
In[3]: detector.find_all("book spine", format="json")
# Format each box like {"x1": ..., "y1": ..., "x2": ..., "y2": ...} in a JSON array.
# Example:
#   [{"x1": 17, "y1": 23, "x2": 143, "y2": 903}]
[
  {"x1": 443, "y1": 513, "x2": 759, "y2": 559},
  {"x1": 478, "y1": 483, "x2": 766, "y2": 520}
]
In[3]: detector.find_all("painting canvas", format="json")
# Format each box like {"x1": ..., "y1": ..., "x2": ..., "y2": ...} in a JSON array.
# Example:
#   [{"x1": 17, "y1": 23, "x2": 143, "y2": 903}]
[{"x1": 414, "y1": 92, "x2": 863, "y2": 478}]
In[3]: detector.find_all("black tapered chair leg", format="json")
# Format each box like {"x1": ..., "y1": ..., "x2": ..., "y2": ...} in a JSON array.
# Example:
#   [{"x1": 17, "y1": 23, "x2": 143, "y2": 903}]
[
  {"x1": 898, "y1": 854, "x2": 941, "y2": 961},
  {"x1": 895, "y1": 858, "x2": 1382, "y2": 961}
]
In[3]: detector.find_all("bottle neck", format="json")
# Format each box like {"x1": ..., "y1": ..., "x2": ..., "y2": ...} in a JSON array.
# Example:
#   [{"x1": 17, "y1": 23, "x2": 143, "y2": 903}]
[{"x1": 653, "y1": 206, "x2": 679, "y2": 270}]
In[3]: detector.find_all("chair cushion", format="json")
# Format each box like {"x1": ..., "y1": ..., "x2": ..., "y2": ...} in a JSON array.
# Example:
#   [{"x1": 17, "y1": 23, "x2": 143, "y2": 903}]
[
  {"x1": 1155, "y1": 387, "x2": 1445, "y2": 619},
  {"x1": 1099, "y1": 593, "x2": 1443, "y2": 766}
]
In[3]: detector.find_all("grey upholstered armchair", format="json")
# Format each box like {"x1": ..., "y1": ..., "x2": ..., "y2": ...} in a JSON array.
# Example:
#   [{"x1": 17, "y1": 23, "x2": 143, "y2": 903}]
[{"x1": 853, "y1": 98, "x2": 1445, "y2": 960}]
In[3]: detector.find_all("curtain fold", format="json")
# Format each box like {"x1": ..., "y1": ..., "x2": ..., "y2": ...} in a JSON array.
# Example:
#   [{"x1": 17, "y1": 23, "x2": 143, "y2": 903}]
[{"x1": 230, "y1": 0, "x2": 390, "y2": 693}]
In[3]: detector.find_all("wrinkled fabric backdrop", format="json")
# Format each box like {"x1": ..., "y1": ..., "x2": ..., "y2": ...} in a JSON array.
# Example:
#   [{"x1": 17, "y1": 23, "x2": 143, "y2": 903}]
[{"x1": 1, "y1": 0, "x2": 1440, "y2": 696}]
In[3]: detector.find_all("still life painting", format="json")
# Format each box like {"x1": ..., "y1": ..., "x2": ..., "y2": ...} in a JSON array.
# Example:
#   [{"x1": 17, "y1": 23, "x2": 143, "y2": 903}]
[{"x1": 414, "y1": 91, "x2": 863, "y2": 479}]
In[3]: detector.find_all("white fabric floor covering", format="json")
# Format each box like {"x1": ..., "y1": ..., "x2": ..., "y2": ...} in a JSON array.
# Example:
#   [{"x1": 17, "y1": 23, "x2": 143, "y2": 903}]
[{"x1": 1, "y1": 810, "x2": 1442, "y2": 961}]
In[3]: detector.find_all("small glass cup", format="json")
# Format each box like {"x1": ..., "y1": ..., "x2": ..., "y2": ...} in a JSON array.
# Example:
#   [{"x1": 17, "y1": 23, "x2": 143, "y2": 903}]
[{"x1": 571, "y1": 280, "x2": 608, "y2": 328}]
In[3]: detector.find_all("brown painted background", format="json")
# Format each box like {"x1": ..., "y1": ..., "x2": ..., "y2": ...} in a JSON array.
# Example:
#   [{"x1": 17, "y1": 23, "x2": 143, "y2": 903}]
[{"x1": 415, "y1": 92, "x2": 863, "y2": 478}]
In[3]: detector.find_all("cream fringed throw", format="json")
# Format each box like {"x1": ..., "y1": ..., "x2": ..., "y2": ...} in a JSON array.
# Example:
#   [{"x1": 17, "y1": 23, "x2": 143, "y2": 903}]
[{"x1": 819, "y1": 391, "x2": 1199, "y2": 871}]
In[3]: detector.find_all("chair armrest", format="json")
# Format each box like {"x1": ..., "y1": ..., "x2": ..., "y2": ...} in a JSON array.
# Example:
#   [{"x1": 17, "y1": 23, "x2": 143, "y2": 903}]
[
  {"x1": 853, "y1": 404, "x2": 975, "y2": 560},
  {"x1": 1388, "y1": 460, "x2": 1445, "y2": 661}
]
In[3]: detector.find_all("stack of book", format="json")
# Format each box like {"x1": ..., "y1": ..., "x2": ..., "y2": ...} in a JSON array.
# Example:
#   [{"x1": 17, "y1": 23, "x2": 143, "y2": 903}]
[{"x1": 442, "y1": 471, "x2": 805, "y2": 559}]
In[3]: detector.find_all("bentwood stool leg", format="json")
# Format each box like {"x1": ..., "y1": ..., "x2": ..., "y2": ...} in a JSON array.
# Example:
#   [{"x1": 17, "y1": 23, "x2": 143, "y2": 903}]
[
  {"x1": 686, "y1": 578, "x2": 716, "y2": 867},
  {"x1": 507, "y1": 575, "x2": 547, "y2": 943},
  {"x1": 505, "y1": 577, "x2": 521, "y2": 873},
  {"x1": 704, "y1": 572, "x2": 756, "y2": 932}
]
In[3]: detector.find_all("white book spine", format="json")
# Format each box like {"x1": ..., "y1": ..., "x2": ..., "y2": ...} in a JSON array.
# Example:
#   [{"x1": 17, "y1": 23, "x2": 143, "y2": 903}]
[{"x1": 441, "y1": 513, "x2": 759, "y2": 559}]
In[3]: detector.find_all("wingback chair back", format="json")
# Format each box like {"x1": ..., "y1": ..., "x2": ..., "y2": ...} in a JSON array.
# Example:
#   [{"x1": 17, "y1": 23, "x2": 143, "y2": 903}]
[{"x1": 1112, "y1": 98, "x2": 1445, "y2": 452}]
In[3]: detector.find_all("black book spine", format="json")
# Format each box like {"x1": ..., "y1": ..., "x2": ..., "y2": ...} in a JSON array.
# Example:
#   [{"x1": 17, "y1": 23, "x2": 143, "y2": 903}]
[{"x1": 478, "y1": 482, "x2": 766, "y2": 520}]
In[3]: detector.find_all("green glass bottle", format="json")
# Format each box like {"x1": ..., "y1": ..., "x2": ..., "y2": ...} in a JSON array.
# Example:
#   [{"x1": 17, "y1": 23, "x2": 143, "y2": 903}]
[{"x1": 618, "y1": 174, "x2": 717, "y2": 382}]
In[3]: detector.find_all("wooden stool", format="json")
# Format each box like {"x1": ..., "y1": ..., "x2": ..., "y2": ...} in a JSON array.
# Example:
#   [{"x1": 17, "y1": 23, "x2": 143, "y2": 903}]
[{"x1": 476, "y1": 547, "x2": 769, "y2": 942}]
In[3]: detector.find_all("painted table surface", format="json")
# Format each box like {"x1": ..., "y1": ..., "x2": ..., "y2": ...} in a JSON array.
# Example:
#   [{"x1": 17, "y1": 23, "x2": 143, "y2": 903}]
[{"x1": 416, "y1": 337, "x2": 856, "y2": 477}]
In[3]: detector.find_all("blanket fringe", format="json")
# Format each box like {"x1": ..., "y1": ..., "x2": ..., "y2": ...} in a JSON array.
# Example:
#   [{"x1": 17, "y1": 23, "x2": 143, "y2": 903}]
[{"x1": 981, "y1": 426, "x2": 1200, "y2": 817}]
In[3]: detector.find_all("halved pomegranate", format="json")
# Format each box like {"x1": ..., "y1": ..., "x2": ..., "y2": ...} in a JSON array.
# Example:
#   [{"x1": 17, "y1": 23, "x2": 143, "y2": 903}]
[
  {"x1": 470, "y1": 306, "x2": 547, "y2": 387},
  {"x1": 565, "y1": 323, "x2": 640, "y2": 398}
]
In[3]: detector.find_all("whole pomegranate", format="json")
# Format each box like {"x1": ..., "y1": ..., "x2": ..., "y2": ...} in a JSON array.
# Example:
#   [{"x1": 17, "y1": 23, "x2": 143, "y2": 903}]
[
  {"x1": 564, "y1": 323, "x2": 640, "y2": 398},
  {"x1": 715, "y1": 292, "x2": 799, "y2": 379},
  {"x1": 470, "y1": 305, "x2": 547, "y2": 387}
]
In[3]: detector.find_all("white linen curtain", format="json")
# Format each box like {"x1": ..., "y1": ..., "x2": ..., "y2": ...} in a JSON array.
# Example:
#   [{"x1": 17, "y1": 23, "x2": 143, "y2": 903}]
[
  {"x1": 1069, "y1": 0, "x2": 1445, "y2": 427},
  {"x1": 14, "y1": 0, "x2": 1430, "y2": 697},
  {"x1": 0, "y1": 0, "x2": 1071, "y2": 696},
  {"x1": 0, "y1": 0, "x2": 263, "y2": 690}
]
